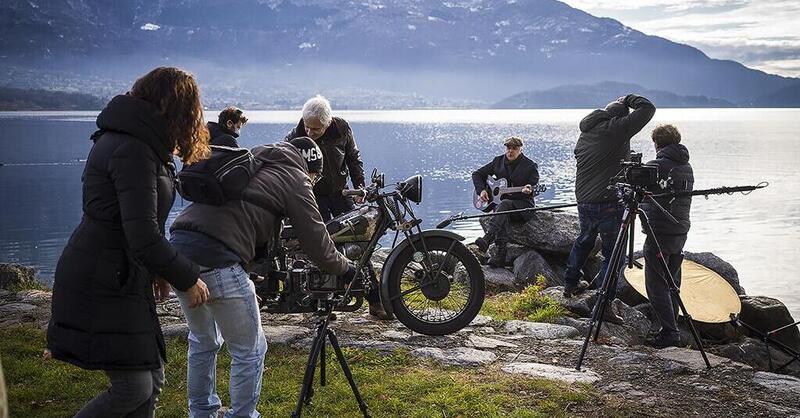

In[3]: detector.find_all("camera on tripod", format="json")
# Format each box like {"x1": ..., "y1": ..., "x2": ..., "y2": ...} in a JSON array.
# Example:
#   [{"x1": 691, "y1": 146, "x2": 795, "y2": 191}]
[{"x1": 619, "y1": 152, "x2": 659, "y2": 188}]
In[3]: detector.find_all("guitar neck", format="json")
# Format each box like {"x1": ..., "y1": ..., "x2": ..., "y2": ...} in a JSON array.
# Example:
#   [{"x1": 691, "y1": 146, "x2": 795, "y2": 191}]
[{"x1": 498, "y1": 186, "x2": 527, "y2": 195}]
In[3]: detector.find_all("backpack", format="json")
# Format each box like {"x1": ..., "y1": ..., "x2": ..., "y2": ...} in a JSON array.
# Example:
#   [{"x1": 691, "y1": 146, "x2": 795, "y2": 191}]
[{"x1": 177, "y1": 145, "x2": 263, "y2": 205}]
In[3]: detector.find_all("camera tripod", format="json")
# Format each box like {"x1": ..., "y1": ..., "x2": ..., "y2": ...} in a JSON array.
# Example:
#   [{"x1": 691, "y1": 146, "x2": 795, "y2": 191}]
[
  {"x1": 292, "y1": 303, "x2": 371, "y2": 418},
  {"x1": 575, "y1": 184, "x2": 711, "y2": 371}
]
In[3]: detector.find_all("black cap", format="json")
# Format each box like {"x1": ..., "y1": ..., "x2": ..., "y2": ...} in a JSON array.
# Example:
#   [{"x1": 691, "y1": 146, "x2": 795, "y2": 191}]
[{"x1": 289, "y1": 136, "x2": 323, "y2": 174}]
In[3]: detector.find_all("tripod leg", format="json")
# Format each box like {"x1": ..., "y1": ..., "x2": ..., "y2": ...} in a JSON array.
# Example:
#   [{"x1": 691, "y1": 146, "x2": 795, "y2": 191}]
[
  {"x1": 576, "y1": 207, "x2": 633, "y2": 370},
  {"x1": 593, "y1": 231, "x2": 627, "y2": 342},
  {"x1": 327, "y1": 330, "x2": 371, "y2": 418},
  {"x1": 321, "y1": 339, "x2": 326, "y2": 386},
  {"x1": 293, "y1": 321, "x2": 328, "y2": 417},
  {"x1": 639, "y1": 212, "x2": 711, "y2": 369}
]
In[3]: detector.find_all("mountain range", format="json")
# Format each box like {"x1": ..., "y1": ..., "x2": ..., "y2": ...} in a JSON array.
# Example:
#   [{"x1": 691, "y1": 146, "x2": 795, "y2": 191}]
[
  {"x1": 493, "y1": 81, "x2": 736, "y2": 109},
  {"x1": 1, "y1": 0, "x2": 798, "y2": 107}
]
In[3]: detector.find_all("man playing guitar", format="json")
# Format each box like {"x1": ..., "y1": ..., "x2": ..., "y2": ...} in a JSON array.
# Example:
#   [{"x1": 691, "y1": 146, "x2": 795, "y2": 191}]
[{"x1": 472, "y1": 136, "x2": 540, "y2": 267}]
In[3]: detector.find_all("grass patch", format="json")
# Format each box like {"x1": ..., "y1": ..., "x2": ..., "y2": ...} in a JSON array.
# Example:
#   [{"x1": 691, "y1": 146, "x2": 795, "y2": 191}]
[
  {"x1": 0, "y1": 325, "x2": 625, "y2": 417},
  {"x1": 481, "y1": 275, "x2": 566, "y2": 323}
]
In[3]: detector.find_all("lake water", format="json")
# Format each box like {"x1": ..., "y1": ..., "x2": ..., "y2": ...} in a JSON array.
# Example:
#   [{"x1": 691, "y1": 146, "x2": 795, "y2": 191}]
[{"x1": 1, "y1": 109, "x2": 798, "y2": 320}]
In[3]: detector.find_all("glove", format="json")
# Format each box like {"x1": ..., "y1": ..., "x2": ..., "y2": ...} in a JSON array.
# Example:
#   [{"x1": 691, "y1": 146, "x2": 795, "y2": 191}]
[{"x1": 342, "y1": 263, "x2": 358, "y2": 283}]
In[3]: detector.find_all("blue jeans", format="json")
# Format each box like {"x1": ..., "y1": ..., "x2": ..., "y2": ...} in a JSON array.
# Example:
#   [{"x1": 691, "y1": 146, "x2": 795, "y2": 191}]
[
  {"x1": 175, "y1": 264, "x2": 268, "y2": 418},
  {"x1": 564, "y1": 201, "x2": 623, "y2": 299}
]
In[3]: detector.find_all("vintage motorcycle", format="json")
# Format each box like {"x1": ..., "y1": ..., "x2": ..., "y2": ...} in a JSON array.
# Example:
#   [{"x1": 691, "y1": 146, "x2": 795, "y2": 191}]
[{"x1": 249, "y1": 169, "x2": 485, "y2": 336}]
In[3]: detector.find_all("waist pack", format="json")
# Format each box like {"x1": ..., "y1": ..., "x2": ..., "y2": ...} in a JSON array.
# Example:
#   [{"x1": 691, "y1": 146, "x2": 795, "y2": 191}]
[{"x1": 177, "y1": 145, "x2": 263, "y2": 205}]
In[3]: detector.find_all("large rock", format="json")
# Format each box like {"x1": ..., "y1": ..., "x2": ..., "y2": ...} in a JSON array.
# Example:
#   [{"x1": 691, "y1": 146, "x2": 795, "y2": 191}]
[
  {"x1": 556, "y1": 300, "x2": 652, "y2": 346},
  {"x1": 503, "y1": 320, "x2": 581, "y2": 339},
  {"x1": 541, "y1": 287, "x2": 599, "y2": 318},
  {"x1": 501, "y1": 362, "x2": 601, "y2": 384},
  {"x1": 684, "y1": 252, "x2": 745, "y2": 295},
  {"x1": 713, "y1": 337, "x2": 800, "y2": 377},
  {"x1": 739, "y1": 296, "x2": 800, "y2": 351},
  {"x1": 752, "y1": 372, "x2": 800, "y2": 394},
  {"x1": 0, "y1": 263, "x2": 38, "y2": 290},
  {"x1": 513, "y1": 250, "x2": 558, "y2": 288},
  {"x1": 480, "y1": 211, "x2": 599, "y2": 256},
  {"x1": 654, "y1": 346, "x2": 731, "y2": 370},
  {"x1": 486, "y1": 243, "x2": 528, "y2": 266},
  {"x1": 410, "y1": 347, "x2": 498, "y2": 366},
  {"x1": 482, "y1": 266, "x2": 518, "y2": 293}
]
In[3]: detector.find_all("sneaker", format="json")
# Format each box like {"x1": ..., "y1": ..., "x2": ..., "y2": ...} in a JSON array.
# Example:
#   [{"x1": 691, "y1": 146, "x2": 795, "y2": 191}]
[
  {"x1": 647, "y1": 333, "x2": 681, "y2": 349},
  {"x1": 563, "y1": 281, "x2": 589, "y2": 298},
  {"x1": 368, "y1": 303, "x2": 394, "y2": 320}
]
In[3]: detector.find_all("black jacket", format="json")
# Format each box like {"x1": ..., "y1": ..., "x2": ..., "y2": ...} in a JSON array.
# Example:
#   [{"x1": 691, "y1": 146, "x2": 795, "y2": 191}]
[
  {"x1": 47, "y1": 94, "x2": 199, "y2": 371},
  {"x1": 207, "y1": 121, "x2": 239, "y2": 147},
  {"x1": 284, "y1": 117, "x2": 365, "y2": 196},
  {"x1": 472, "y1": 154, "x2": 540, "y2": 203},
  {"x1": 642, "y1": 144, "x2": 693, "y2": 236},
  {"x1": 171, "y1": 143, "x2": 349, "y2": 274},
  {"x1": 574, "y1": 94, "x2": 655, "y2": 203}
]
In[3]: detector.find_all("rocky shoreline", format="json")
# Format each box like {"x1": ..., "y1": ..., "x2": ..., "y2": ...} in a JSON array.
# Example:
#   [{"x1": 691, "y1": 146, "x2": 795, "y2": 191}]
[{"x1": 2, "y1": 211, "x2": 800, "y2": 416}]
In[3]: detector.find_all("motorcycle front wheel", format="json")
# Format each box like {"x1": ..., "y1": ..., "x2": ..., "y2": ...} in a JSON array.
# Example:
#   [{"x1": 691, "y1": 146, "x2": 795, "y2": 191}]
[{"x1": 385, "y1": 236, "x2": 485, "y2": 336}]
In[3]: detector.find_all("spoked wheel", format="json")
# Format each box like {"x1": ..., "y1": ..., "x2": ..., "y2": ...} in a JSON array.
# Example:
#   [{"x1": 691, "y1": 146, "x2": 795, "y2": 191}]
[{"x1": 385, "y1": 236, "x2": 484, "y2": 335}]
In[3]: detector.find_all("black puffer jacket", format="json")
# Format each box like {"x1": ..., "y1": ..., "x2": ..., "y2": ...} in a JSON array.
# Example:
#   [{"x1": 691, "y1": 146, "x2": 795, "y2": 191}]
[
  {"x1": 284, "y1": 117, "x2": 365, "y2": 196},
  {"x1": 47, "y1": 94, "x2": 199, "y2": 371},
  {"x1": 207, "y1": 121, "x2": 239, "y2": 147},
  {"x1": 574, "y1": 94, "x2": 655, "y2": 203},
  {"x1": 641, "y1": 144, "x2": 694, "y2": 236}
]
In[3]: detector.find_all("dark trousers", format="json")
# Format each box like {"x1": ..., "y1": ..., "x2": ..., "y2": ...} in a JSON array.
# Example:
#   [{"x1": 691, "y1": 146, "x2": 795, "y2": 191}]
[
  {"x1": 643, "y1": 234, "x2": 686, "y2": 337},
  {"x1": 315, "y1": 193, "x2": 380, "y2": 304},
  {"x1": 487, "y1": 199, "x2": 535, "y2": 245},
  {"x1": 315, "y1": 194, "x2": 355, "y2": 222},
  {"x1": 74, "y1": 365, "x2": 164, "y2": 418},
  {"x1": 564, "y1": 201, "x2": 623, "y2": 299}
]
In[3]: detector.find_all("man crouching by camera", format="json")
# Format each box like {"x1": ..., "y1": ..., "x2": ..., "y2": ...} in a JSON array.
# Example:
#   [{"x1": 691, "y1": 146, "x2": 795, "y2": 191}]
[
  {"x1": 641, "y1": 124, "x2": 693, "y2": 348},
  {"x1": 168, "y1": 137, "x2": 353, "y2": 418}
]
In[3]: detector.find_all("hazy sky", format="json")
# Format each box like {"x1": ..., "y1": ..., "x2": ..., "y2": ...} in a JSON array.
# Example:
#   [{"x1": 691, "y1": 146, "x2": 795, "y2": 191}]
[{"x1": 561, "y1": 0, "x2": 800, "y2": 77}]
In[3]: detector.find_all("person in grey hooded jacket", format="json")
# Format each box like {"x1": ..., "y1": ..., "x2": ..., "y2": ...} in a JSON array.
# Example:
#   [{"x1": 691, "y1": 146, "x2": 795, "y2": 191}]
[
  {"x1": 641, "y1": 124, "x2": 694, "y2": 348},
  {"x1": 563, "y1": 94, "x2": 656, "y2": 317}
]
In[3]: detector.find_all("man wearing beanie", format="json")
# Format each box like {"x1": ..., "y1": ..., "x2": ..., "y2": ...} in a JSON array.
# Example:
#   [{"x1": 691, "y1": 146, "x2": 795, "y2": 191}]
[
  {"x1": 168, "y1": 137, "x2": 353, "y2": 418},
  {"x1": 562, "y1": 94, "x2": 655, "y2": 322}
]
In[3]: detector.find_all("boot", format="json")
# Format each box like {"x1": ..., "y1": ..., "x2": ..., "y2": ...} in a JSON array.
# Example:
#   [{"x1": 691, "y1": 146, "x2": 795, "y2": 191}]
[
  {"x1": 475, "y1": 232, "x2": 495, "y2": 253},
  {"x1": 368, "y1": 303, "x2": 394, "y2": 320},
  {"x1": 487, "y1": 242, "x2": 507, "y2": 268}
]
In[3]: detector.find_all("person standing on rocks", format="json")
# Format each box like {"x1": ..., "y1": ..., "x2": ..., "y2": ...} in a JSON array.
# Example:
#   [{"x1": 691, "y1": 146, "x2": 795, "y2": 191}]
[
  {"x1": 563, "y1": 94, "x2": 656, "y2": 316},
  {"x1": 207, "y1": 106, "x2": 248, "y2": 147},
  {"x1": 169, "y1": 137, "x2": 357, "y2": 418},
  {"x1": 46, "y1": 67, "x2": 212, "y2": 417},
  {"x1": 473, "y1": 136, "x2": 540, "y2": 267},
  {"x1": 641, "y1": 124, "x2": 693, "y2": 348}
]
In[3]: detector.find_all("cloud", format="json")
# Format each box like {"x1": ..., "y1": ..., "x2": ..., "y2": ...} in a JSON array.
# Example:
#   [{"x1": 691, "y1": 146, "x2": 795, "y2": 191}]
[{"x1": 561, "y1": 0, "x2": 800, "y2": 77}]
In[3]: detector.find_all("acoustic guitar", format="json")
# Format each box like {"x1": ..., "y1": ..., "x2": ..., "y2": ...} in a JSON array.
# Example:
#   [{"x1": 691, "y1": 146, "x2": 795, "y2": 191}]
[{"x1": 473, "y1": 178, "x2": 547, "y2": 212}]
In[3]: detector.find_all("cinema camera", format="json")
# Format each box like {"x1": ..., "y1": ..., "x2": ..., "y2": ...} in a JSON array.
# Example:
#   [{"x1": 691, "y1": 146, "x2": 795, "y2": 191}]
[{"x1": 618, "y1": 152, "x2": 659, "y2": 188}]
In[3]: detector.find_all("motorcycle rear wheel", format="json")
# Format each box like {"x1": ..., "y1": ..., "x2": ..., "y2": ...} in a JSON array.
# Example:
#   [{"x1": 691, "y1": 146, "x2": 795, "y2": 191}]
[{"x1": 385, "y1": 236, "x2": 485, "y2": 335}]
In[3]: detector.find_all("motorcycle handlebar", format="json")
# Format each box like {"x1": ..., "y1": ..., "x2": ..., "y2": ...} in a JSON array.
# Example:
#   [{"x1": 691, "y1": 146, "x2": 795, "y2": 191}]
[{"x1": 342, "y1": 189, "x2": 366, "y2": 197}]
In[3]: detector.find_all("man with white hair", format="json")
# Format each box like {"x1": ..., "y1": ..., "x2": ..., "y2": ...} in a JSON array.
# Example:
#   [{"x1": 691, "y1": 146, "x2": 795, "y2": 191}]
[
  {"x1": 285, "y1": 95, "x2": 366, "y2": 221},
  {"x1": 283, "y1": 95, "x2": 392, "y2": 319}
]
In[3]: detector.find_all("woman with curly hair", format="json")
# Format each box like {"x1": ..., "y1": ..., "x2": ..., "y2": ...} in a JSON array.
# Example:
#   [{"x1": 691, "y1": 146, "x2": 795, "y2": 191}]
[{"x1": 47, "y1": 67, "x2": 211, "y2": 417}]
